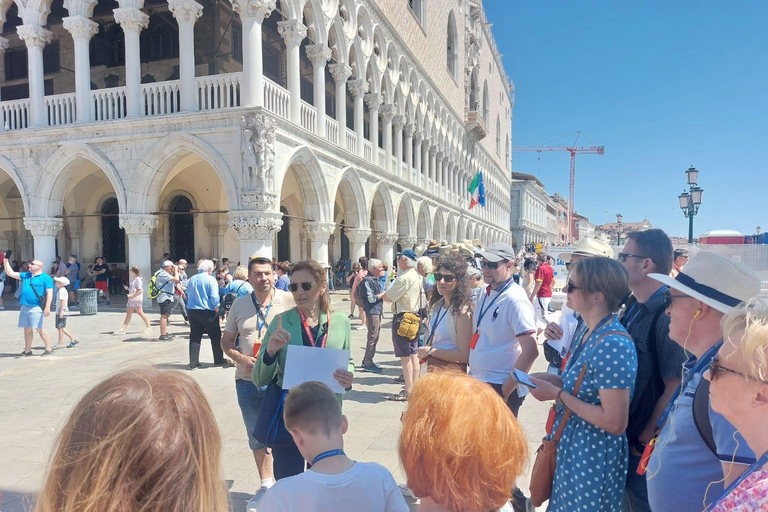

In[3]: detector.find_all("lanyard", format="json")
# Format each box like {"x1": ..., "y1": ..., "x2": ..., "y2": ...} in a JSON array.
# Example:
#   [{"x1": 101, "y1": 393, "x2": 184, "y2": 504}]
[
  {"x1": 298, "y1": 309, "x2": 329, "y2": 348},
  {"x1": 311, "y1": 449, "x2": 345, "y2": 465},
  {"x1": 250, "y1": 292, "x2": 273, "y2": 338},
  {"x1": 426, "y1": 304, "x2": 450, "y2": 347},
  {"x1": 564, "y1": 315, "x2": 614, "y2": 372},
  {"x1": 706, "y1": 451, "x2": 768, "y2": 511},
  {"x1": 475, "y1": 277, "x2": 515, "y2": 330}
]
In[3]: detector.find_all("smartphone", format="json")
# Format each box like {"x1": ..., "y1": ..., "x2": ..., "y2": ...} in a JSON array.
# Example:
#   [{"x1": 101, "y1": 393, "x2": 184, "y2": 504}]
[
  {"x1": 4, "y1": 250, "x2": 11, "y2": 259},
  {"x1": 512, "y1": 368, "x2": 538, "y2": 389}
]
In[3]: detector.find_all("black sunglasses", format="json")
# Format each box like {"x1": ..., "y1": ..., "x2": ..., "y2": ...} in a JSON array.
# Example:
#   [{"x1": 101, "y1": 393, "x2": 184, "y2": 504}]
[
  {"x1": 710, "y1": 356, "x2": 768, "y2": 384},
  {"x1": 481, "y1": 260, "x2": 507, "y2": 270},
  {"x1": 618, "y1": 253, "x2": 649, "y2": 263},
  {"x1": 564, "y1": 279, "x2": 581, "y2": 294},
  {"x1": 288, "y1": 282, "x2": 314, "y2": 292},
  {"x1": 663, "y1": 290, "x2": 691, "y2": 309},
  {"x1": 434, "y1": 273, "x2": 457, "y2": 283}
]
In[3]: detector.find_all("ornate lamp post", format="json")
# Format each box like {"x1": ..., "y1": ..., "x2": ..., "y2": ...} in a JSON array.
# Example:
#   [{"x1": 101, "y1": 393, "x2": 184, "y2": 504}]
[
  {"x1": 616, "y1": 213, "x2": 623, "y2": 246},
  {"x1": 678, "y1": 166, "x2": 703, "y2": 244}
]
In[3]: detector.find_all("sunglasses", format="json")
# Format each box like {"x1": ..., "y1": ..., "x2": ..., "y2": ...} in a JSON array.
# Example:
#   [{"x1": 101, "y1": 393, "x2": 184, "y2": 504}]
[
  {"x1": 481, "y1": 260, "x2": 507, "y2": 270},
  {"x1": 663, "y1": 290, "x2": 691, "y2": 309},
  {"x1": 288, "y1": 282, "x2": 314, "y2": 292},
  {"x1": 564, "y1": 279, "x2": 581, "y2": 294},
  {"x1": 710, "y1": 356, "x2": 768, "y2": 384},
  {"x1": 434, "y1": 273, "x2": 457, "y2": 283},
  {"x1": 617, "y1": 253, "x2": 649, "y2": 263}
]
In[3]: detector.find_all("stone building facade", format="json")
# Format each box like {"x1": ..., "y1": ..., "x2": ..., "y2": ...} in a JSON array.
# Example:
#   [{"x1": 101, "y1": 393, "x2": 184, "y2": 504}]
[
  {"x1": 509, "y1": 171, "x2": 548, "y2": 246},
  {"x1": 0, "y1": 0, "x2": 513, "y2": 304}
]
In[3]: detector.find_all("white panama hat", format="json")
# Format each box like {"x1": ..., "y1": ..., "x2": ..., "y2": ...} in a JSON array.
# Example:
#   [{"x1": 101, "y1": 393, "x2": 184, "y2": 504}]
[
  {"x1": 561, "y1": 237, "x2": 614, "y2": 263},
  {"x1": 649, "y1": 251, "x2": 761, "y2": 314}
]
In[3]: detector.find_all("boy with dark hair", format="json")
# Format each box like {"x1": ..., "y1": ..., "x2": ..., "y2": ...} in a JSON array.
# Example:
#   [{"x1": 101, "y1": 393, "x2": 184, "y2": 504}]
[{"x1": 259, "y1": 382, "x2": 407, "y2": 512}]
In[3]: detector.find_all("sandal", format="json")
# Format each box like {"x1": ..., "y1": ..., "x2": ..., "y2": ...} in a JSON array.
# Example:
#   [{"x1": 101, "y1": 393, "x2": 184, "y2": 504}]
[
  {"x1": 67, "y1": 340, "x2": 79, "y2": 348},
  {"x1": 388, "y1": 390, "x2": 409, "y2": 402},
  {"x1": 394, "y1": 374, "x2": 405, "y2": 384}
]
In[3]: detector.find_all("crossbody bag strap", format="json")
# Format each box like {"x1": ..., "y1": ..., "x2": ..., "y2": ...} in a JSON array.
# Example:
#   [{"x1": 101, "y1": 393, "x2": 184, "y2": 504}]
[{"x1": 553, "y1": 330, "x2": 628, "y2": 443}]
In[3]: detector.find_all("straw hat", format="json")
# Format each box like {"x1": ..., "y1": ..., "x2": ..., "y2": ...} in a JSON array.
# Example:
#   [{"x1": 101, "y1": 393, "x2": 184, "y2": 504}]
[{"x1": 561, "y1": 237, "x2": 614, "y2": 263}]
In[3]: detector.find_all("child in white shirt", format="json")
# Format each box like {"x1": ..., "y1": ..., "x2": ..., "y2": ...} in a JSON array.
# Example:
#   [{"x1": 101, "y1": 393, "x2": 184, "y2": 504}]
[
  {"x1": 258, "y1": 382, "x2": 408, "y2": 512},
  {"x1": 54, "y1": 277, "x2": 78, "y2": 349}
]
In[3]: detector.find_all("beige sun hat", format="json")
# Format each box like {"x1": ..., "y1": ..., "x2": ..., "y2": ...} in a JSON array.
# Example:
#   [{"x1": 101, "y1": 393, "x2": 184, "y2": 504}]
[
  {"x1": 414, "y1": 242, "x2": 427, "y2": 258},
  {"x1": 561, "y1": 237, "x2": 614, "y2": 263},
  {"x1": 649, "y1": 251, "x2": 761, "y2": 314}
]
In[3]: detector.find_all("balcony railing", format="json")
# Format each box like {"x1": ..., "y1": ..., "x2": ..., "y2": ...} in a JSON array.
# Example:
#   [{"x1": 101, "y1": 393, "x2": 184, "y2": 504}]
[
  {"x1": 299, "y1": 100, "x2": 316, "y2": 133},
  {"x1": 325, "y1": 117, "x2": 338, "y2": 145},
  {"x1": 2, "y1": 99, "x2": 30, "y2": 130},
  {"x1": 45, "y1": 93, "x2": 77, "y2": 126},
  {"x1": 92, "y1": 87, "x2": 127, "y2": 121},
  {"x1": 345, "y1": 128, "x2": 357, "y2": 153},
  {"x1": 363, "y1": 140, "x2": 373, "y2": 162},
  {"x1": 143, "y1": 80, "x2": 181, "y2": 117},
  {"x1": 264, "y1": 78, "x2": 289, "y2": 119},
  {"x1": 197, "y1": 73, "x2": 241, "y2": 111}
]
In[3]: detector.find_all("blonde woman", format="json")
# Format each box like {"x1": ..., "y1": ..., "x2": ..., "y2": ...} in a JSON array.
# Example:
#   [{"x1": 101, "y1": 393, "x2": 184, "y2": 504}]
[
  {"x1": 114, "y1": 266, "x2": 152, "y2": 335},
  {"x1": 35, "y1": 368, "x2": 227, "y2": 512}
]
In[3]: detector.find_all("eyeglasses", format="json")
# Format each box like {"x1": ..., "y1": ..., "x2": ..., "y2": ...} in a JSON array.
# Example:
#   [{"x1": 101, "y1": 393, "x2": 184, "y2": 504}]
[
  {"x1": 434, "y1": 273, "x2": 457, "y2": 283},
  {"x1": 709, "y1": 356, "x2": 768, "y2": 384},
  {"x1": 481, "y1": 260, "x2": 507, "y2": 270},
  {"x1": 618, "y1": 253, "x2": 649, "y2": 263},
  {"x1": 663, "y1": 290, "x2": 691, "y2": 309},
  {"x1": 564, "y1": 280, "x2": 581, "y2": 294},
  {"x1": 288, "y1": 282, "x2": 314, "y2": 292}
]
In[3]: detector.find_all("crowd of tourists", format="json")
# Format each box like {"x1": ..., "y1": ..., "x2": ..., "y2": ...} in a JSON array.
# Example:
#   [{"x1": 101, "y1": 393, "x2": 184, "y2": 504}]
[{"x1": 4, "y1": 228, "x2": 768, "y2": 512}]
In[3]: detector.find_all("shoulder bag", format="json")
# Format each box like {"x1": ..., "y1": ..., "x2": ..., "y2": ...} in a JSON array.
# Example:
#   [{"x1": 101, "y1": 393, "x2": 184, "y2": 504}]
[
  {"x1": 29, "y1": 275, "x2": 47, "y2": 309},
  {"x1": 529, "y1": 330, "x2": 627, "y2": 507}
]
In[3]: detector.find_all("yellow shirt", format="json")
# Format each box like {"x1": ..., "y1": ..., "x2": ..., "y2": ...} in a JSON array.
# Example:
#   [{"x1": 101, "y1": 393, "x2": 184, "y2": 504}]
[{"x1": 386, "y1": 268, "x2": 423, "y2": 315}]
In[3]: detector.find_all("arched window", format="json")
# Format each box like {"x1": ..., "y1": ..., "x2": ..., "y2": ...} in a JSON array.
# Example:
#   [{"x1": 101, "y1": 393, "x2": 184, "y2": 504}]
[
  {"x1": 408, "y1": 0, "x2": 426, "y2": 29},
  {"x1": 506, "y1": 135, "x2": 510, "y2": 168},
  {"x1": 496, "y1": 115, "x2": 501, "y2": 155},
  {"x1": 446, "y1": 11, "x2": 458, "y2": 81},
  {"x1": 169, "y1": 195, "x2": 194, "y2": 261},
  {"x1": 469, "y1": 69, "x2": 479, "y2": 111},
  {"x1": 482, "y1": 81, "x2": 489, "y2": 125},
  {"x1": 101, "y1": 197, "x2": 125, "y2": 262},
  {"x1": 277, "y1": 205, "x2": 291, "y2": 261}
]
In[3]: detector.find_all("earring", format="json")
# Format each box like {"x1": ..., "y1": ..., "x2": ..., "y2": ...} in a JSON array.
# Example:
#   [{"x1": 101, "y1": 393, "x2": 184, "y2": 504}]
[{"x1": 753, "y1": 403, "x2": 758, "y2": 408}]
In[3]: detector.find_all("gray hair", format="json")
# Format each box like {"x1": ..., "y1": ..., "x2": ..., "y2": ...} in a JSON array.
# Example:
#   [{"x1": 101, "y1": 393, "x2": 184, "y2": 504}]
[
  {"x1": 198, "y1": 259, "x2": 215, "y2": 273},
  {"x1": 401, "y1": 256, "x2": 417, "y2": 270},
  {"x1": 416, "y1": 256, "x2": 433, "y2": 275},
  {"x1": 368, "y1": 258, "x2": 382, "y2": 269}
]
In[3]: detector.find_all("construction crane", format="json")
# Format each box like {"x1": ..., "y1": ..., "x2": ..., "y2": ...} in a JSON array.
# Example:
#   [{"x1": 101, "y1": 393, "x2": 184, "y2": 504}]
[{"x1": 513, "y1": 132, "x2": 604, "y2": 243}]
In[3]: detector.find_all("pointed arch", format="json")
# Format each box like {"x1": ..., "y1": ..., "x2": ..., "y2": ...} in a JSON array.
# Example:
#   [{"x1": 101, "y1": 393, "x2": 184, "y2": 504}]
[
  {"x1": 445, "y1": 213, "x2": 456, "y2": 242},
  {"x1": 432, "y1": 206, "x2": 445, "y2": 242},
  {"x1": 416, "y1": 200, "x2": 431, "y2": 240},
  {"x1": 0, "y1": 154, "x2": 31, "y2": 215},
  {"x1": 369, "y1": 181, "x2": 395, "y2": 234},
  {"x1": 331, "y1": 166, "x2": 368, "y2": 230},
  {"x1": 447, "y1": 10, "x2": 458, "y2": 81},
  {"x1": 275, "y1": 145, "x2": 330, "y2": 223},
  {"x1": 395, "y1": 191, "x2": 415, "y2": 238}
]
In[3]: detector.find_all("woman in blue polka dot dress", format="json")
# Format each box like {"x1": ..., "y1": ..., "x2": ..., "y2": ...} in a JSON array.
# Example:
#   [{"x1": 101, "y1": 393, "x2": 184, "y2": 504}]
[{"x1": 530, "y1": 257, "x2": 638, "y2": 511}]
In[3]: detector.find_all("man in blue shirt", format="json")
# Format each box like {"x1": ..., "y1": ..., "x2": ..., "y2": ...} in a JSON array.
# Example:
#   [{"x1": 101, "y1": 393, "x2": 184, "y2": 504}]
[
  {"x1": 361, "y1": 258, "x2": 384, "y2": 373},
  {"x1": 645, "y1": 251, "x2": 761, "y2": 512},
  {"x1": 4, "y1": 257, "x2": 54, "y2": 356},
  {"x1": 185, "y1": 258, "x2": 225, "y2": 370}
]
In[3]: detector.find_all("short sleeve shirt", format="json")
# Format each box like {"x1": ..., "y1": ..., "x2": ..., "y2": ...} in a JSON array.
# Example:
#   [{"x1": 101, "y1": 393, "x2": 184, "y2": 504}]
[
  {"x1": 469, "y1": 281, "x2": 536, "y2": 384},
  {"x1": 154, "y1": 269, "x2": 175, "y2": 303},
  {"x1": 534, "y1": 263, "x2": 554, "y2": 297},
  {"x1": 19, "y1": 272, "x2": 54, "y2": 307},
  {"x1": 93, "y1": 264, "x2": 109, "y2": 282},
  {"x1": 385, "y1": 268, "x2": 423, "y2": 314},
  {"x1": 55, "y1": 287, "x2": 69, "y2": 315},
  {"x1": 224, "y1": 289, "x2": 295, "y2": 381}
]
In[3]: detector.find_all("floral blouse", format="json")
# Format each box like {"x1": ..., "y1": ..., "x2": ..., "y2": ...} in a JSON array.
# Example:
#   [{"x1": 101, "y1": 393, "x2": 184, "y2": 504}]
[{"x1": 711, "y1": 470, "x2": 768, "y2": 511}]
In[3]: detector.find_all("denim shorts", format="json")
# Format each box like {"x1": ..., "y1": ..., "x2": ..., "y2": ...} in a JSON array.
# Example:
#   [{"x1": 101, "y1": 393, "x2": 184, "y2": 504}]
[
  {"x1": 18, "y1": 305, "x2": 44, "y2": 329},
  {"x1": 235, "y1": 378, "x2": 268, "y2": 451}
]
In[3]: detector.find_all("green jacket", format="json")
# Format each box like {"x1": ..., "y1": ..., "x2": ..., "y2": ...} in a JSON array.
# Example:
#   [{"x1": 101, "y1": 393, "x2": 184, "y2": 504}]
[{"x1": 252, "y1": 309, "x2": 354, "y2": 392}]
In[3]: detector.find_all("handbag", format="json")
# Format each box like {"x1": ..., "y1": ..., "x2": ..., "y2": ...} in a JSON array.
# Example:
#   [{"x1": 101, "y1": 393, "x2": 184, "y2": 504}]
[
  {"x1": 252, "y1": 380, "x2": 293, "y2": 448},
  {"x1": 29, "y1": 276, "x2": 47, "y2": 309},
  {"x1": 425, "y1": 301, "x2": 467, "y2": 373},
  {"x1": 529, "y1": 330, "x2": 625, "y2": 507},
  {"x1": 396, "y1": 312, "x2": 422, "y2": 340}
]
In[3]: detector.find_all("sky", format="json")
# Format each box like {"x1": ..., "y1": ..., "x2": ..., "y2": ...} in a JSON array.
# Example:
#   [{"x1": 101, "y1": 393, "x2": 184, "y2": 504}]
[{"x1": 483, "y1": 1, "x2": 768, "y2": 239}]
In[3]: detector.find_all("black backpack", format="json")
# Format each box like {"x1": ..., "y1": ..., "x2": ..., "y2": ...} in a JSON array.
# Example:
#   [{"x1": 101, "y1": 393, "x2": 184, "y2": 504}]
[{"x1": 222, "y1": 282, "x2": 246, "y2": 313}]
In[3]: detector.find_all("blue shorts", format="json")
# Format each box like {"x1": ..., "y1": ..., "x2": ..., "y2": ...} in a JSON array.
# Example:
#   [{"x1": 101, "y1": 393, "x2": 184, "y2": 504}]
[
  {"x1": 18, "y1": 305, "x2": 44, "y2": 329},
  {"x1": 235, "y1": 378, "x2": 267, "y2": 451}
]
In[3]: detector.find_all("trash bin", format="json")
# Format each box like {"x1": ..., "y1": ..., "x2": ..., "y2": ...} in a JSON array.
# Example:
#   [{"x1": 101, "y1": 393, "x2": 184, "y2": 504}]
[{"x1": 78, "y1": 288, "x2": 98, "y2": 316}]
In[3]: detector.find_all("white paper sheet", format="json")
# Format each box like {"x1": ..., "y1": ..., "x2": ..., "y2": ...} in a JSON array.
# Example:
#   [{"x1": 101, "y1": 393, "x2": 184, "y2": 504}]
[
  {"x1": 282, "y1": 345, "x2": 350, "y2": 394},
  {"x1": 545, "y1": 307, "x2": 579, "y2": 358}
]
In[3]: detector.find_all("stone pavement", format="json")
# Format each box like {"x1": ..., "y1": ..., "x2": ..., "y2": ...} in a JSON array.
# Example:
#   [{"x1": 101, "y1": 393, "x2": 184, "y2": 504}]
[{"x1": 0, "y1": 291, "x2": 550, "y2": 512}]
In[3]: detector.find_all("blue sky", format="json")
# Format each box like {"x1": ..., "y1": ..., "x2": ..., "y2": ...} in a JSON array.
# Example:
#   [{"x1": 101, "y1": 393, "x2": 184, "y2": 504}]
[{"x1": 483, "y1": 1, "x2": 768, "y2": 238}]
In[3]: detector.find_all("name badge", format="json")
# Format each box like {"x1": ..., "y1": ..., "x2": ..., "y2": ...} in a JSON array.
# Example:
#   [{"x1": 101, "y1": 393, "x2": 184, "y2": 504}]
[{"x1": 637, "y1": 437, "x2": 658, "y2": 475}]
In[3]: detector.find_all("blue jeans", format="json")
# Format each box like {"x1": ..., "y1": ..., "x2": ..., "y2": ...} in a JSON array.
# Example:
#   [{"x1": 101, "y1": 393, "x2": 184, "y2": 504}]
[
  {"x1": 235, "y1": 379, "x2": 267, "y2": 451},
  {"x1": 622, "y1": 451, "x2": 651, "y2": 512}
]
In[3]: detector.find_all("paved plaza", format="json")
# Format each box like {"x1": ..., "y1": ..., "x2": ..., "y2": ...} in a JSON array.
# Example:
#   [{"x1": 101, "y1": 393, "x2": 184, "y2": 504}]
[{"x1": 0, "y1": 291, "x2": 550, "y2": 512}]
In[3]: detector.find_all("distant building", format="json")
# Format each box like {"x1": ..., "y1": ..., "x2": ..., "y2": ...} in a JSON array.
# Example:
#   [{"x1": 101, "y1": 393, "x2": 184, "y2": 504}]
[
  {"x1": 573, "y1": 213, "x2": 595, "y2": 241},
  {"x1": 598, "y1": 219, "x2": 654, "y2": 244},
  {"x1": 551, "y1": 192, "x2": 569, "y2": 244},
  {"x1": 700, "y1": 230, "x2": 745, "y2": 245},
  {"x1": 510, "y1": 172, "x2": 549, "y2": 246}
]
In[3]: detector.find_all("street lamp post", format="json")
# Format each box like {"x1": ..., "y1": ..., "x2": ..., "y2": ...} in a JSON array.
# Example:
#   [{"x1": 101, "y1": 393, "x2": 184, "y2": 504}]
[
  {"x1": 616, "y1": 213, "x2": 623, "y2": 246},
  {"x1": 678, "y1": 166, "x2": 704, "y2": 244}
]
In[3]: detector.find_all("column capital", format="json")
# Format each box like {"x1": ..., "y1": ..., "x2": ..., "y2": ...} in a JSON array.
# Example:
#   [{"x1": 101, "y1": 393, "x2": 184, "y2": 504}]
[
  {"x1": 398, "y1": 236, "x2": 418, "y2": 248},
  {"x1": 168, "y1": 0, "x2": 203, "y2": 24},
  {"x1": 429, "y1": 145, "x2": 439, "y2": 156},
  {"x1": 393, "y1": 114, "x2": 406, "y2": 131},
  {"x1": 17, "y1": 25, "x2": 52, "y2": 49},
  {"x1": 376, "y1": 232, "x2": 400, "y2": 246},
  {"x1": 207, "y1": 225, "x2": 229, "y2": 237},
  {"x1": 412, "y1": 130, "x2": 423, "y2": 143},
  {"x1": 23, "y1": 217, "x2": 63, "y2": 237},
  {"x1": 0, "y1": 36, "x2": 10, "y2": 53},
  {"x1": 380, "y1": 104, "x2": 398, "y2": 121},
  {"x1": 364, "y1": 92, "x2": 383, "y2": 110},
  {"x1": 306, "y1": 44, "x2": 332, "y2": 68},
  {"x1": 228, "y1": 211, "x2": 283, "y2": 241},
  {"x1": 119, "y1": 214, "x2": 158, "y2": 236},
  {"x1": 304, "y1": 221, "x2": 336, "y2": 242},
  {"x1": 347, "y1": 78, "x2": 369, "y2": 97},
  {"x1": 277, "y1": 19, "x2": 306, "y2": 47},
  {"x1": 329, "y1": 63, "x2": 352, "y2": 84},
  {"x1": 232, "y1": 0, "x2": 275, "y2": 20},
  {"x1": 62, "y1": 15, "x2": 98, "y2": 41},
  {"x1": 344, "y1": 228, "x2": 371, "y2": 244},
  {"x1": 114, "y1": 7, "x2": 149, "y2": 32}
]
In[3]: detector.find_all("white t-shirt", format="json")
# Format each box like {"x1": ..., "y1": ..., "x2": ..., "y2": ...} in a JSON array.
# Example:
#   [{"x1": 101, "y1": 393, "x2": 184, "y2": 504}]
[
  {"x1": 258, "y1": 461, "x2": 408, "y2": 512},
  {"x1": 55, "y1": 287, "x2": 69, "y2": 316},
  {"x1": 429, "y1": 302, "x2": 458, "y2": 352},
  {"x1": 469, "y1": 281, "x2": 536, "y2": 385}
]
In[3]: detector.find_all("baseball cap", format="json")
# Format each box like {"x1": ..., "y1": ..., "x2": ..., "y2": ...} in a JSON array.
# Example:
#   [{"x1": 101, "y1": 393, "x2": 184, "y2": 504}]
[
  {"x1": 467, "y1": 267, "x2": 483, "y2": 279},
  {"x1": 54, "y1": 276, "x2": 70, "y2": 286},
  {"x1": 162, "y1": 260, "x2": 174, "y2": 267},
  {"x1": 475, "y1": 242, "x2": 516, "y2": 263},
  {"x1": 396, "y1": 249, "x2": 417, "y2": 261}
]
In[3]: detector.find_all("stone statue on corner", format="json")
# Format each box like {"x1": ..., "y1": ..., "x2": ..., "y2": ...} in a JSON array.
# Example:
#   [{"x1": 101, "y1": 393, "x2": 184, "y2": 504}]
[{"x1": 240, "y1": 114, "x2": 277, "y2": 211}]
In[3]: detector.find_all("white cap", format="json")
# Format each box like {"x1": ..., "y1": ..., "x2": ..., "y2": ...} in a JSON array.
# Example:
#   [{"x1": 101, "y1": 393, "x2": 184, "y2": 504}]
[{"x1": 162, "y1": 260, "x2": 174, "y2": 267}]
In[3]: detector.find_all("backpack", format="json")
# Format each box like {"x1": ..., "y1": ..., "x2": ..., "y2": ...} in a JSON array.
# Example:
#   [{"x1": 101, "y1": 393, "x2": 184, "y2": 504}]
[
  {"x1": 148, "y1": 270, "x2": 165, "y2": 299},
  {"x1": 222, "y1": 281, "x2": 246, "y2": 313}
]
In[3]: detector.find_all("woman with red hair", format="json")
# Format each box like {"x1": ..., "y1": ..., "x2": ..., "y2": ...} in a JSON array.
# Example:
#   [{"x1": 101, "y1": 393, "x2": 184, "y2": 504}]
[{"x1": 399, "y1": 371, "x2": 528, "y2": 512}]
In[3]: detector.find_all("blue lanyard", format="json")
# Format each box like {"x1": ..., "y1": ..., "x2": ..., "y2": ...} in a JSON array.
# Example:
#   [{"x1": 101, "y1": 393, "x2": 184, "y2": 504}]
[
  {"x1": 655, "y1": 340, "x2": 723, "y2": 432},
  {"x1": 706, "y1": 451, "x2": 768, "y2": 511},
  {"x1": 565, "y1": 314, "x2": 614, "y2": 372},
  {"x1": 426, "y1": 304, "x2": 450, "y2": 346},
  {"x1": 311, "y1": 449, "x2": 345, "y2": 465},
  {"x1": 250, "y1": 292, "x2": 273, "y2": 336},
  {"x1": 475, "y1": 277, "x2": 515, "y2": 330}
]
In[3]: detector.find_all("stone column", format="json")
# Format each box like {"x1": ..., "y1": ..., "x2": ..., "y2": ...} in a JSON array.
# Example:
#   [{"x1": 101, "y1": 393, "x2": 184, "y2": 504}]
[
  {"x1": 0, "y1": 37, "x2": 7, "y2": 102},
  {"x1": 403, "y1": 123, "x2": 414, "y2": 174},
  {"x1": 306, "y1": 44, "x2": 331, "y2": 138},
  {"x1": 392, "y1": 114, "x2": 405, "y2": 177},
  {"x1": 62, "y1": 16, "x2": 98, "y2": 123},
  {"x1": 380, "y1": 104, "x2": 397, "y2": 172},
  {"x1": 24, "y1": 217, "x2": 62, "y2": 265},
  {"x1": 169, "y1": 0, "x2": 203, "y2": 112},
  {"x1": 413, "y1": 131, "x2": 422, "y2": 183},
  {"x1": 348, "y1": 79, "x2": 368, "y2": 157},
  {"x1": 345, "y1": 228, "x2": 371, "y2": 262},
  {"x1": 16, "y1": 25, "x2": 52, "y2": 127},
  {"x1": 364, "y1": 92, "x2": 382, "y2": 163},
  {"x1": 277, "y1": 20, "x2": 307, "y2": 125},
  {"x1": 233, "y1": 0, "x2": 275, "y2": 108},
  {"x1": 421, "y1": 140, "x2": 430, "y2": 181},
  {"x1": 376, "y1": 232, "x2": 399, "y2": 267},
  {"x1": 398, "y1": 236, "x2": 417, "y2": 251},
  {"x1": 207, "y1": 225, "x2": 228, "y2": 263},
  {"x1": 429, "y1": 145, "x2": 438, "y2": 190},
  {"x1": 228, "y1": 211, "x2": 283, "y2": 262},
  {"x1": 120, "y1": 214, "x2": 158, "y2": 309},
  {"x1": 435, "y1": 151, "x2": 444, "y2": 191},
  {"x1": 329, "y1": 63, "x2": 352, "y2": 142},
  {"x1": 114, "y1": 8, "x2": 149, "y2": 118},
  {"x1": 304, "y1": 221, "x2": 336, "y2": 265}
]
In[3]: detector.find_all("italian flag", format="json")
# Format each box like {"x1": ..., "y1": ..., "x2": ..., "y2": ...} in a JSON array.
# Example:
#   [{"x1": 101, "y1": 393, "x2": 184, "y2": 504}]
[{"x1": 468, "y1": 171, "x2": 486, "y2": 210}]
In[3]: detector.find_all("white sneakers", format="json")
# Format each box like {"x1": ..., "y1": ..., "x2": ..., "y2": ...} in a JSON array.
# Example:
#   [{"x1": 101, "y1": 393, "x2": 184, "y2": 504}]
[{"x1": 246, "y1": 486, "x2": 269, "y2": 512}]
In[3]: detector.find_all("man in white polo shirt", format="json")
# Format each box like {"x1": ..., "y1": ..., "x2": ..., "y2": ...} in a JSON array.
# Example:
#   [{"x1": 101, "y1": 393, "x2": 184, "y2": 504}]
[{"x1": 471, "y1": 242, "x2": 538, "y2": 416}]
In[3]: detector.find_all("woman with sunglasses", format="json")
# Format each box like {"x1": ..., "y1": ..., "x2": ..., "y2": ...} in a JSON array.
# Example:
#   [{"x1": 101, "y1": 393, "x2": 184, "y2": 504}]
[
  {"x1": 704, "y1": 309, "x2": 768, "y2": 511},
  {"x1": 529, "y1": 257, "x2": 637, "y2": 512},
  {"x1": 417, "y1": 255, "x2": 472, "y2": 373},
  {"x1": 252, "y1": 259, "x2": 354, "y2": 479}
]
